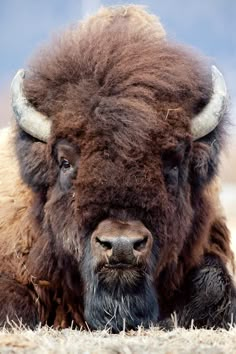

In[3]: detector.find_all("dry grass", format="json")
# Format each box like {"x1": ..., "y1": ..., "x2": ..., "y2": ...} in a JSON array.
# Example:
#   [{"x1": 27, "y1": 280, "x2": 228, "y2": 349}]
[{"x1": 1, "y1": 325, "x2": 236, "y2": 354}]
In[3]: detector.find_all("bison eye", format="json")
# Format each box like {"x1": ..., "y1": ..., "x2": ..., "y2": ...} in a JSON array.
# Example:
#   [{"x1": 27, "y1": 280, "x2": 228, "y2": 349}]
[
  {"x1": 170, "y1": 165, "x2": 178, "y2": 175},
  {"x1": 164, "y1": 165, "x2": 179, "y2": 189},
  {"x1": 60, "y1": 158, "x2": 72, "y2": 171},
  {"x1": 59, "y1": 158, "x2": 76, "y2": 191}
]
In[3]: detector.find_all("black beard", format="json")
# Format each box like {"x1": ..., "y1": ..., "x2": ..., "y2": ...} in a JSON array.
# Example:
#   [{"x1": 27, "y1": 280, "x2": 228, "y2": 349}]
[{"x1": 83, "y1": 270, "x2": 159, "y2": 333}]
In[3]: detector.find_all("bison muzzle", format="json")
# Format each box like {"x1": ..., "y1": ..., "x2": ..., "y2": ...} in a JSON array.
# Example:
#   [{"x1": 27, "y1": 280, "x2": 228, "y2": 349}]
[{"x1": 83, "y1": 219, "x2": 157, "y2": 331}]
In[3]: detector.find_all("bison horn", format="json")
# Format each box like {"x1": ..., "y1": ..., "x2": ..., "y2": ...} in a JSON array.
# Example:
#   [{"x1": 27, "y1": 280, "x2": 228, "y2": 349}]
[
  {"x1": 191, "y1": 65, "x2": 227, "y2": 141},
  {"x1": 11, "y1": 69, "x2": 51, "y2": 142}
]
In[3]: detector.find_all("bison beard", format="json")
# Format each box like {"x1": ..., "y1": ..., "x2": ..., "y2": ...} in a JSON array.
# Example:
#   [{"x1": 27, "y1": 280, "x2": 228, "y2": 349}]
[
  {"x1": 83, "y1": 265, "x2": 158, "y2": 332},
  {"x1": 1, "y1": 5, "x2": 236, "y2": 331}
]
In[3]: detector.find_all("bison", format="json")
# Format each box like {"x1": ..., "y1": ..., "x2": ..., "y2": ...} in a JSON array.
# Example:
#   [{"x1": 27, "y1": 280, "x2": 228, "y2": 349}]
[{"x1": 0, "y1": 5, "x2": 235, "y2": 332}]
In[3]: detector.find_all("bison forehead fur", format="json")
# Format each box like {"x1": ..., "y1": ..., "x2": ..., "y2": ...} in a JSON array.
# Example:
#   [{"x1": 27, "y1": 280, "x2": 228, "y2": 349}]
[{"x1": 0, "y1": 5, "x2": 235, "y2": 332}]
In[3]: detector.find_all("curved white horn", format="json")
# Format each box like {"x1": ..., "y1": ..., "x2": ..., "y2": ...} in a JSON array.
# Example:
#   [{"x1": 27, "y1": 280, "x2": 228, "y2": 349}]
[
  {"x1": 11, "y1": 69, "x2": 51, "y2": 142},
  {"x1": 191, "y1": 65, "x2": 227, "y2": 141}
]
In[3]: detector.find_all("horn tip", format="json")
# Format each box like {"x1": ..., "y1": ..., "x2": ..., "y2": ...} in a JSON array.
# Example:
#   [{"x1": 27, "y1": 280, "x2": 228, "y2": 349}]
[
  {"x1": 211, "y1": 65, "x2": 227, "y2": 96},
  {"x1": 16, "y1": 69, "x2": 25, "y2": 79},
  {"x1": 11, "y1": 69, "x2": 25, "y2": 92}
]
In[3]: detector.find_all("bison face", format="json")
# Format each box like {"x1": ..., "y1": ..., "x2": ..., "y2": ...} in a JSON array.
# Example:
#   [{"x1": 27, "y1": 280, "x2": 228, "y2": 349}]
[
  {"x1": 15, "y1": 111, "x2": 221, "y2": 331},
  {"x1": 39, "y1": 134, "x2": 192, "y2": 331}
]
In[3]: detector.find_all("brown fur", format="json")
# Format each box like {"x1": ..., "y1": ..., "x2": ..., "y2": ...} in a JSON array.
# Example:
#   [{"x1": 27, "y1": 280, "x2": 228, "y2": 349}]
[
  {"x1": 0, "y1": 128, "x2": 34, "y2": 284},
  {"x1": 0, "y1": 6, "x2": 234, "y2": 329}
]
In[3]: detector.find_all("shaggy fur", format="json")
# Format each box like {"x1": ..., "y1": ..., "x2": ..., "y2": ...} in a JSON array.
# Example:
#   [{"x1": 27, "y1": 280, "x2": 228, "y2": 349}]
[{"x1": 0, "y1": 6, "x2": 235, "y2": 331}]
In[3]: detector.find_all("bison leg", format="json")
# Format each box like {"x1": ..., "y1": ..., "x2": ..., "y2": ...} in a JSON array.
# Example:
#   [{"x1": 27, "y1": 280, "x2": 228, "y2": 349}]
[
  {"x1": 176, "y1": 254, "x2": 236, "y2": 329},
  {"x1": 0, "y1": 275, "x2": 39, "y2": 328}
]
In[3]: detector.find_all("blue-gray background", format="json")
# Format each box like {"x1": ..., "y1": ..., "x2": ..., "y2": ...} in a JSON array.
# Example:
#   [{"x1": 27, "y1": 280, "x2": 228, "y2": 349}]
[{"x1": 0, "y1": 0, "x2": 235, "y2": 125}]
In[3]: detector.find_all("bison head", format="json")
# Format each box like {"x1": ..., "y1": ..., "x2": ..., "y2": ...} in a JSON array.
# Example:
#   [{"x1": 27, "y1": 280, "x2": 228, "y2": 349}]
[{"x1": 11, "y1": 6, "x2": 228, "y2": 331}]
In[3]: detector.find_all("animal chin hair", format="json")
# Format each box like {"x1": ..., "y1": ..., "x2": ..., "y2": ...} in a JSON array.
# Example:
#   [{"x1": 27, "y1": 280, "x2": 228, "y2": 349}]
[{"x1": 84, "y1": 275, "x2": 159, "y2": 332}]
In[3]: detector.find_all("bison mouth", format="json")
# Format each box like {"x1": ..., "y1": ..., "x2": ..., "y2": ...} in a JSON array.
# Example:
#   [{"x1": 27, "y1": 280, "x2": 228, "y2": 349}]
[
  {"x1": 103, "y1": 263, "x2": 135, "y2": 269},
  {"x1": 96, "y1": 262, "x2": 149, "y2": 290}
]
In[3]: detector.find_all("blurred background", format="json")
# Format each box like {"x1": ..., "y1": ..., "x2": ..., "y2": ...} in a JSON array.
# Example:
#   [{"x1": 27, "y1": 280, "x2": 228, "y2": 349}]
[{"x1": 0, "y1": 0, "x2": 235, "y2": 239}]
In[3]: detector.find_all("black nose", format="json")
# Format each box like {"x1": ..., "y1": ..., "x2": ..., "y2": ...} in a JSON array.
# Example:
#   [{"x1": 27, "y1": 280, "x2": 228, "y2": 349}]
[{"x1": 95, "y1": 235, "x2": 149, "y2": 264}]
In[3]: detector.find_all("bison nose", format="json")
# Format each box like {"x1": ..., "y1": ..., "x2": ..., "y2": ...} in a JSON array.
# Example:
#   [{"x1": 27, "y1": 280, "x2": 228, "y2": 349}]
[
  {"x1": 91, "y1": 219, "x2": 153, "y2": 266},
  {"x1": 95, "y1": 235, "x2": 149, "y2": 263}
]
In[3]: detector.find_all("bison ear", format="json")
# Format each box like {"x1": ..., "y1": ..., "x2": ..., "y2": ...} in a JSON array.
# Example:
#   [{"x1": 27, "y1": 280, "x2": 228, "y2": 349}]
[
  {"x1": 190, "y1": 127, "x2": 222, "y2": 188},
  {"x1": 16, "y1": 129, "x2": 53, "y2": 192}
]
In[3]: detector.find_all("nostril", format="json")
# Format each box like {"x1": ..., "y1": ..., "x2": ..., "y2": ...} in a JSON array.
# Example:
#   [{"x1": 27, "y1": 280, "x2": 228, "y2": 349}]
[
  {"x1": 133, "y1": 236, "x2": 148, "y2": 252},
  {"x1": 96, "y1": 237, "x2": 112, "y2": 250}
]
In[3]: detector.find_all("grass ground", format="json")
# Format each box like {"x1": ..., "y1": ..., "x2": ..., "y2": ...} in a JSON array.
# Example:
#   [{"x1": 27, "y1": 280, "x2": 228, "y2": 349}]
[{"x1": 1, "y1": 325, "x2": 236, "y2": 354}]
